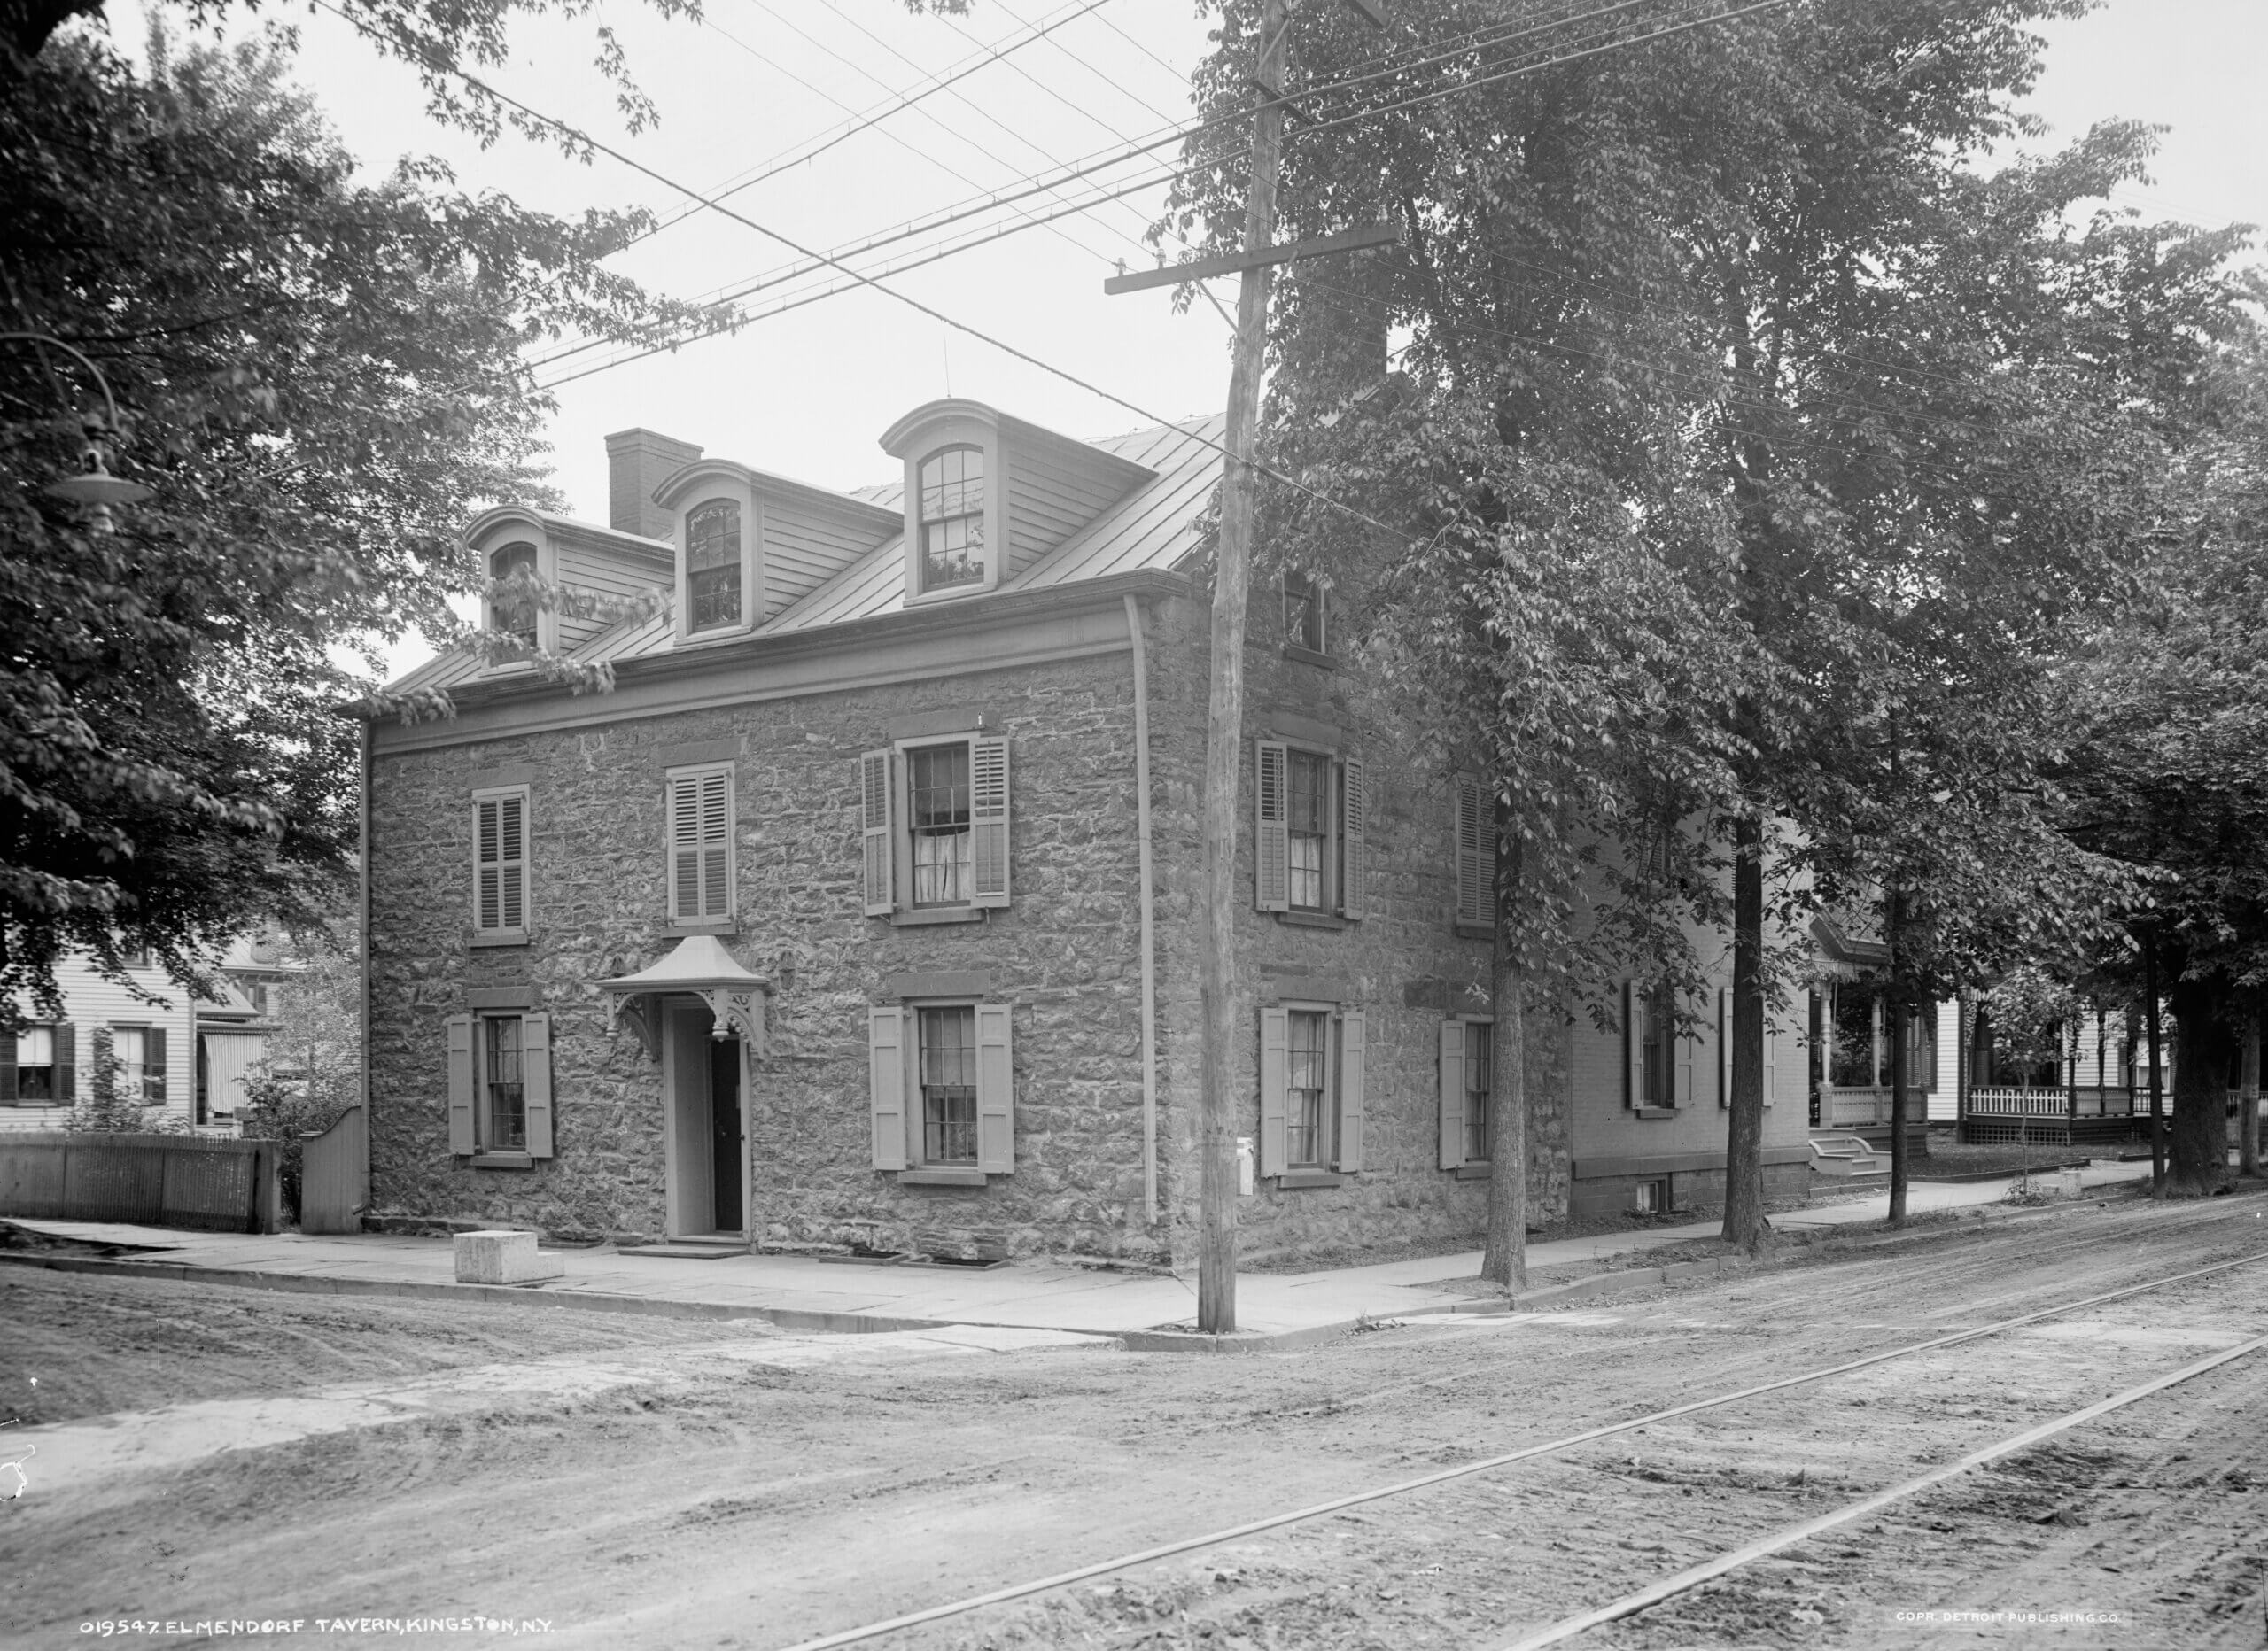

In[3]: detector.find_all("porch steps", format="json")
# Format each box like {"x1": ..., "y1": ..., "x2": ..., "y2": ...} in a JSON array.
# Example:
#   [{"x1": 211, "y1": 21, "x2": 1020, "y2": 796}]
[
  {"x1": 617, "y1": 1239, "x2": 746, "y2": 1261},
  {"x1": 1808, "y1": 1135, "x2": 1891, "y2": 1178}
]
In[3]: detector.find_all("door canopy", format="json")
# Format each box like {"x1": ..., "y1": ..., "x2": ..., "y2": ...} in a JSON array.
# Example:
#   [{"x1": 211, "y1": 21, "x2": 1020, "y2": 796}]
[{"x1": 600, "y1": 934, "x2": 771, "y2": 1061}]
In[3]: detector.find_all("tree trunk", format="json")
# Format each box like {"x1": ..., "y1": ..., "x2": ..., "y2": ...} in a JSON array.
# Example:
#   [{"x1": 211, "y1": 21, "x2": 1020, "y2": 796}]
[
  {"x1": 1886, "y1": 893, "x2": 1909, "y2": 1229},
  {"x1": 2240, "y1": 994, "x2": 2261, "y2": 1179},
  {"x1": 2163, "y1": 975, "x2": 2231, "y2": 1197},
  {"x1": 1480, "y1": 810, "x2": 1528, "y2": 1291},
  {"x1": 1720, "y1": 812, "x2": 1770, "y2": 1252}
]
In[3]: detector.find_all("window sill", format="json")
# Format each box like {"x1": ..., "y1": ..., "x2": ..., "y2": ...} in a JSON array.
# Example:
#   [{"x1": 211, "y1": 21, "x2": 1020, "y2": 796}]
[
  {"x1": 673, "y1": 624, "x2": 757, "y2": 650},
  {"x1": 889, "y1": 907, "x2": 986, "y2": 927},
  {"x1": 897, "y1": 1167, "x2": 987, "y2": 1187},
  {"x1": 1274, "y1": 1170, "x2": 1345, "y2": 1190},
  {"x1": 666, "y1": 920, "x2": 738, "y2": 937},
  {"x1": 1454, "y1": 1162, "x2": 1492, "y2": 1181},
  {"x1": 470, "y1": 931, "x2": 530, "y2": 949},
  {"x1": 1281, "y1": 643, "x2": 1336, "y2": 670},
  {"x1": 1454, "y1": 921, "x2": 1495, "y2": 941},
  {"x1": 468, "y1": 1151, "x2": 536, "y2": 1170},
  {"x1": 903, "y1": 582, "x2": 996, "y2": 608},
  {"x1": 1276, "y1": 910, "x2": 1348, "y2": 932},
  {"x1": 1633, "y1": 1106, "x2": 1679, "y2": 1120}
]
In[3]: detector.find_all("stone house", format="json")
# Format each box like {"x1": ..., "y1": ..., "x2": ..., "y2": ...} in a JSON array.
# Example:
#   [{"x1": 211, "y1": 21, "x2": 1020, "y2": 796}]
[{"x1": 357, "y1": 399, "x2": 1813, "y2": 1260}]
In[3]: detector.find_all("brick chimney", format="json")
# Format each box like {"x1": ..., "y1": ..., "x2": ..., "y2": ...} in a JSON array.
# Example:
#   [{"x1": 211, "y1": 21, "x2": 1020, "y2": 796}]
[{"x1": 603, "y1": 428, "x2": 703, "y2": 540}]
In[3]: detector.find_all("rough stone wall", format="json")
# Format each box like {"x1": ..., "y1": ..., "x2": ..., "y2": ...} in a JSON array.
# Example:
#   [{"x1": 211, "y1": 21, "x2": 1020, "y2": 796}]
[
  {"x1": 1138, "y1": 594, "x2": 1573, "y2": 1270},
  {"x1": 369, "y1": 586, "x2": 1590, "y2": 1264},
  {"x1": 369, "y1": 647, "x2": 1161, "y2": 1257}
]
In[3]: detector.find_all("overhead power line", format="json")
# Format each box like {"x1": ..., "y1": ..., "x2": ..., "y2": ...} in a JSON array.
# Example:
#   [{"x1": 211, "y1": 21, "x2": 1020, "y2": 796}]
[{"x1": 538, "y1": 0, "x2": 1797, "y2": 384}]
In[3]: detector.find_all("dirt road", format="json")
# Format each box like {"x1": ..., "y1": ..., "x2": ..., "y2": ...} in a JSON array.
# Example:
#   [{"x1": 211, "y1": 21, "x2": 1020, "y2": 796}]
[{"x1": 5, "y1": 1194, "x2": 2264, "y2": 1650}]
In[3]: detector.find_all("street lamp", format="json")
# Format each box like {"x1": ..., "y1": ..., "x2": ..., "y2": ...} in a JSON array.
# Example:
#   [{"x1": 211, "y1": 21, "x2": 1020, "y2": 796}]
[{"x1": 2, "y1": 330, "x2": 155, "y2": 532}]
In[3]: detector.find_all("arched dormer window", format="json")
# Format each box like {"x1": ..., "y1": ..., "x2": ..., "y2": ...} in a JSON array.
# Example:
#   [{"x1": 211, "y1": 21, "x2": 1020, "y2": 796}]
[
  {"x1": 687, "y1": 500, "x2": 742, "y2": 631},
  {"x1": 917, "y1": 446, "x2": 985, "y2": 593},
  {"x1": 489, "y1": 540, "x2": 539, "y2": 650}
]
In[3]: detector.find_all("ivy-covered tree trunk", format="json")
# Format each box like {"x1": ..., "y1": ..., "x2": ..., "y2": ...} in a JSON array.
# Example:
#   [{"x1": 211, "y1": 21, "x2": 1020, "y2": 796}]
[
  {"x1": 2165, "y1": 976, "x2": 2233, "y2": 1195},
  {"x1": 1721, "y1": 814, "x2": 1769, "y2": 1253},
  {"x1": 1481, "y1": 811, "x2": 1528, "y2": 1291}
]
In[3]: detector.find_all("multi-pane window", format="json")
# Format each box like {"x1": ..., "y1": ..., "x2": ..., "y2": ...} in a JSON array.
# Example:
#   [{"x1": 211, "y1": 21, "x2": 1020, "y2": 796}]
[
  {"x1": 917, "y1": 1006, "x2": 979, "y2": 1165},
  {"x1": 481, "y1": 1015, "x2": 527, "y2": 1151},
  {"x1": 490, "y1": 541, "x2": 539, "y2": 649},
  {"x1": 1286, "y1": 750, "x2": 1332, "y2": 911},
  {"x1": 14, "y1": 1026, "x2": 58, "y2": 1101},
  {"x1": 1640, "y1": 986, "x2": 1677, "y2": 1107},
  {"x1": 1254, "y1": 741, "x2": 1365, "y2": 920},
  {"x1": 918, "y1": 446, "x2": 985, "y2": 592},
  {"x1": 1285, "y1": 571, "x2": 1327, "y2": 654},
  {"x1": 1462, "y1": 1022, "x2": 1493, "y2": 1163},
  {"x1": 860, "y1": 738, "x2": 1011, "y2": 915},
  {"x1": 474, "y1": 788, "x2": 528, "y2": 937},
  {"x1": 907, "y1": 744, "x2": 972, "y2": 906},
  {"x1": 111, "y1": 1026, "x2": 162, "y2": 1104},
  {"x1": 687, "y1": 500, "x2": 742, "y2": 631},
  {"x1": 1286, "y1": 1009, "x2": 1332, "y2": 1169}
]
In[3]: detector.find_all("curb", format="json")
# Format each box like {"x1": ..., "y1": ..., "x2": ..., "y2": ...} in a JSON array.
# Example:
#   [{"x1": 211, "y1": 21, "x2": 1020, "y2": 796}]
[
  {"x1": 0, "y1": 1252, "x2": 954, "y2": 1336},
  {"x1": 0, "y1": 1248, "x2": 1486, "y2": 1353}
]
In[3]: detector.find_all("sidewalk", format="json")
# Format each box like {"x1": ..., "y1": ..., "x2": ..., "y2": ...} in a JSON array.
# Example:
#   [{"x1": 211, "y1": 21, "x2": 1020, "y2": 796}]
[{"x1": 2, "y1": 1163, "x2": 2140, "y2": 1348}]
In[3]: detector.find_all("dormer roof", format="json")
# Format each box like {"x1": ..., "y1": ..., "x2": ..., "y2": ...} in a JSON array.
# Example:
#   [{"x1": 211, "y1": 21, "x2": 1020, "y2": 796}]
[
  {"x1": 651, "y1": 459, "x2": 904, "y2": 538},
  {"x1": 381, "y1": 407, "x2": 1223, "y2": 702},
  {"x1": 879, "y1": 397, "x2": 1159, "y2": 499}
]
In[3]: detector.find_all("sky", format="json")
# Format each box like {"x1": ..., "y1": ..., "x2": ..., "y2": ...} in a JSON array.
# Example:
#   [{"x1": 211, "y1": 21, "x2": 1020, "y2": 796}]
[{"x1": 128, "y1": 0, "x2": 2267, "y2": 680}]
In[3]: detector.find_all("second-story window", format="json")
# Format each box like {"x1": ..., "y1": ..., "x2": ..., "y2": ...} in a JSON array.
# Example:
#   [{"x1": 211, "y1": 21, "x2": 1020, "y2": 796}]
[
  {"x1": 1286, "y1": 749, "x2": 1332, "y2": 911},
  {"x1": 907, "y1": 743, "x2": 972, "y2": 906},
  {"x1": 687, "y1": 500, "x2": 742, "y2": 631},
  {"x1": 918, "y1": 446, "x2": 985, "y2": 592},
  {"x1": 490, "y1": 541, "x2": 538, "y2": 650},
  {"x1": 1254, "y1": 740, "x2": 1366, "y2": 920}
]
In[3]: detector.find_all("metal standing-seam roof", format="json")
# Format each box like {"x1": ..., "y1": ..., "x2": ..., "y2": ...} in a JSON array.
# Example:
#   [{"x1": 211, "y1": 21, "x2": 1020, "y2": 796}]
[{"x1": 383, "y1": 414, "x2": 1223, "y2": 695}]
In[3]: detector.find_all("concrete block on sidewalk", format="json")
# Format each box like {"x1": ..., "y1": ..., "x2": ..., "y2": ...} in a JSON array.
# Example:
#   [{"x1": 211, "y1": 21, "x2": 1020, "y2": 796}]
[{"x1": 454, "y1": 1229, "x2": 563, "y2": 1285}]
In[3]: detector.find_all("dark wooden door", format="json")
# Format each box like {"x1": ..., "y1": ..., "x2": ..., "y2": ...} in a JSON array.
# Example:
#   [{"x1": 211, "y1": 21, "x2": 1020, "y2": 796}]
[{"x1": 709, "y1": 1035, "x2": 742, "y2": 1232}]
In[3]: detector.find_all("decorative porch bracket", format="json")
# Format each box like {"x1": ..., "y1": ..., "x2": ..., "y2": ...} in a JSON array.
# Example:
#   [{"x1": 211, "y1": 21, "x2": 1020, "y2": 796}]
[
  {"x1": 598, "y1": 934, "x2": 773, "y2": 1064},
  {"x1": 603, "y1": 985, "x2": 769, "y2": 1061}
]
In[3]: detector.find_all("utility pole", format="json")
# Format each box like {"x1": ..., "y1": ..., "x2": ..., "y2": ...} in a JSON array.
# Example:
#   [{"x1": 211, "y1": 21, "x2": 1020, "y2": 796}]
[
  {"x1": 1107, "y1": 0, "x2": 1388, "y2": 1334},
  {"x1": 1194, "y1": 0, "x2": 1291, "y2": 1337}
]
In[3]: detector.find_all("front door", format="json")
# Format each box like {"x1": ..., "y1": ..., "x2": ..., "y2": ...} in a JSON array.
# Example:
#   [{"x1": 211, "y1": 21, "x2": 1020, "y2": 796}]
[{"x1": 709, "y1": 1035, "x2": 742, "y2": 1233}]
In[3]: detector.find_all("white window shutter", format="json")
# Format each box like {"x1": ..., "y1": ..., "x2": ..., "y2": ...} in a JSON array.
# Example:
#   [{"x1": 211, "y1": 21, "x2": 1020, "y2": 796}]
[
  {"x1": 1763, "y1": 1016, "x2": 1778, "y2": 1109},
  {"x1": 1439, "y1": 1020, "x2": 1465, "y2": 1169},
  {"x1": 860, "y1": 750, "x2": 894, "y2": 916},
  {"x1": 1254, "y1": 740, "x2": 1290, "y2": 911},
  {"x1": 446, "y1": 1014, "x2": 475, "y2": 1154},
  {"x1": 699, "y1": 770, "x2": 731, "y2": 918},
  {"x1": 1258, "y1": 1005, "x2": 1288, "y2": 1176},
  {"x1": 867, "y1": 1006, "x2": 906, "y2": 1171},
  {"x1": 523, "y1": 1012, "x2": 554, "y2": 1157},
  {"x1": 1338, "y1": 757, "x2": 1366, "y2": 920},
  {"x1": 1456, "y1": 773, "x2": 1489, "y2": 927},
  {"x1": 476, "y1": 798, "x2": 501, "y2": 932},
  {"x1": 1674, "y1": 992, "x2": 1697, "y2": 1109},
  {"x1": 1336, "y1": 1009, "x2": 1365, "y2": 1173},
  {"x1": 499, "y1": 794, "x2": 525, "y2": 930},
  {"x1": 975, "y1": 1002, "x2": 1014, "y2": 1173},
  {"x1": 969, "y1": 736, "x2": 1011, "y2": 908},
  {"x1": 1624, "y1": 981, "x2": 1642, "y2": 1108},
  {"x1": 669, "y1": 774, "x2": 701, "y2": 920}
]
